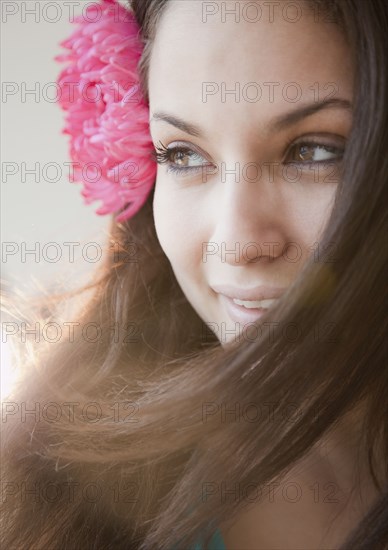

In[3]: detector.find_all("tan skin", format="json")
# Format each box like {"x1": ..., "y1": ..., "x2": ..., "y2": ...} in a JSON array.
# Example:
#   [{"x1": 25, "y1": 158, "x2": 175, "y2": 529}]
[
  {"x1": 219, "y1": 403, "x2": 381, "y2": 549},
  {"x1": 147, "y1": 1, "x2": 381, "y2": 547}
]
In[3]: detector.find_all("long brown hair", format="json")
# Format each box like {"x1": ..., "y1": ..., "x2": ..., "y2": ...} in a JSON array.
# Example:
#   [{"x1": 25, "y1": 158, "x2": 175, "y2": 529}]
[{"x1": 1, "y1": 0, "x2": 387, "y2": 548}]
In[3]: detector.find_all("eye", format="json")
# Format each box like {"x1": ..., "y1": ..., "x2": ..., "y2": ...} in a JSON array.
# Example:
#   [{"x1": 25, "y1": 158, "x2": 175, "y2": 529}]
[
  {"x1": 285, "y1": 140, "x2": 344, "y2": 165},
  {"x1": 151, "y1": 138, "x2": 345, "y2": 179},
  {"x1": 151, "y1": 141, "x2": 214, "y2": 176}
]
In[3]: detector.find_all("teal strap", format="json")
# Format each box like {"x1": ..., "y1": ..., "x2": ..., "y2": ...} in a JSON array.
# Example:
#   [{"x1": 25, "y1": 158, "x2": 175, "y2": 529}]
[{"x1": 191, "y1": 528, "x2": 226, "y2": 550}]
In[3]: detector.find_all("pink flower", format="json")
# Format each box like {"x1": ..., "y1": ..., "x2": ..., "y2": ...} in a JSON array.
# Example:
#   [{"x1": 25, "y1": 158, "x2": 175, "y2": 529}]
[{"x1": 55, "y1": 0, "x2": 156, "y2": 222}]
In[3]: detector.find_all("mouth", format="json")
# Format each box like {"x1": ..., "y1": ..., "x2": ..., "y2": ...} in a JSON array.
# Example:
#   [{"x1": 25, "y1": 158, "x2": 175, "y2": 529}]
[
  {"x1": 218, "y1": 294, "x2": 277, "y2": 324},
  {"x1": 210, "y1": 284, "x2": 285, "y2": 325},
  {"x1": 232, "y1": 298, "x2": 278, "y2": 309}
]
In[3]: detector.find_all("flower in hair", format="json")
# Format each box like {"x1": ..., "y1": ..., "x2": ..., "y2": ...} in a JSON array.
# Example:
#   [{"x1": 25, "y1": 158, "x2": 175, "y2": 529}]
[{"x1": 54, "y1": 0, "x2": 156, "y2": 222}]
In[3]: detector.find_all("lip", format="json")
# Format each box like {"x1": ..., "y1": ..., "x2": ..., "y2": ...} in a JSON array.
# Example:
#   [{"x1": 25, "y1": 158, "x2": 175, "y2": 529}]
[
  {"x1": 211, "y1": 284, "x2": 287, "y2": 326},
  {"x1": 218, "y1": 294, "x2": 271, "y2": 324},
  {"x1": 211, "y1": 284, "x2": 286, "y2": 301}
]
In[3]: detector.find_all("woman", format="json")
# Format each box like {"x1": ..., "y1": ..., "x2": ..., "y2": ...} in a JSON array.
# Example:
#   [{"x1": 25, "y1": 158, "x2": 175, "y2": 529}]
[{"x1": 1, "y1": 0, "x2": 387, "y2": 548}]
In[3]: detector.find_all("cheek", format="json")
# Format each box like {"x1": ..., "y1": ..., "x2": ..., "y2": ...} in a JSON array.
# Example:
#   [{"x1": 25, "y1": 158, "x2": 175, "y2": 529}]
[
  {"x1": 284, "y1": 180, "x2": 337, "y2": 245},
  {"x1": 152, "y1": 175, "x2": 203, "y2": 272},
  {"x1": 301, "y1": 188, "x2": 337, "y2": 242}
]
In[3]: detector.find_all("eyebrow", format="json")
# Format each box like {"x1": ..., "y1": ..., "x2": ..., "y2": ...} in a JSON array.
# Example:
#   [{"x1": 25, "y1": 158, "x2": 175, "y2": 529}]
[{"x1": 150, "y1": 98, "x2": 352, "y2": 138}]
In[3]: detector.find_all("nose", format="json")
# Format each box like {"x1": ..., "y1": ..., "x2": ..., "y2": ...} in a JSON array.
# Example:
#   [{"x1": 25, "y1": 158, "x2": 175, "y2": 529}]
[{"x1": 208, "y1": 158, "x2": 288, "y2": 266}]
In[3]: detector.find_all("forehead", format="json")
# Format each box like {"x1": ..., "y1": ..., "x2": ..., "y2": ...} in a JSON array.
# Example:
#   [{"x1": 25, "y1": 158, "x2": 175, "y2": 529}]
[{"x1": 148, "y1": 0, "x2": 353, "y2": 141}]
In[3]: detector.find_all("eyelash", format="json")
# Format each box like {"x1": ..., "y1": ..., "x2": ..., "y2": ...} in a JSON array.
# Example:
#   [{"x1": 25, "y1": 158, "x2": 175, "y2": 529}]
[
  {"x1": 151, "y1": 138, "x2": 345, "y2": 176},
  {"x1": 151, "y1": 142, "x2": 206, "y2": 176}
]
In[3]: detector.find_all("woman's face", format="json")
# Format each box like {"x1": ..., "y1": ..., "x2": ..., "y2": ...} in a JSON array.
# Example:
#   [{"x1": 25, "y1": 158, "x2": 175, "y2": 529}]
[{"x1": 148, "y1": 0, "x2": 354, "y2": 344}]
